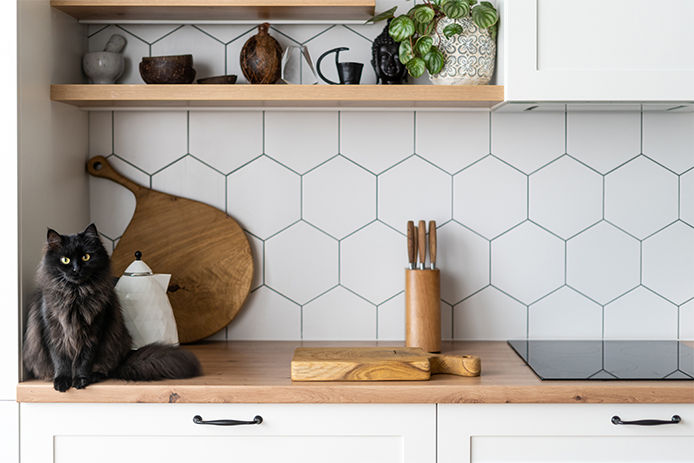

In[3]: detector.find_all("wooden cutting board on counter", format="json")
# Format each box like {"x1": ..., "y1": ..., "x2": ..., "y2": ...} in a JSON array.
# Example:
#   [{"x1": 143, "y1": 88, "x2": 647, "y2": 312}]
[
  {"x1": 87, "y1": 156, "x2": 253, "y2": 344},
  {"x1": 291, "y1": 347, "x2": 481, "y2": 381}
]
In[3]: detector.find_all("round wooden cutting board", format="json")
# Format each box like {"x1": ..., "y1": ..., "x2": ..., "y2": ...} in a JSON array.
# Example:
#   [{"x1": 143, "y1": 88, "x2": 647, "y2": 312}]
[{"x1": 87, "y1": 156, "x2": 253, "y2": 343}]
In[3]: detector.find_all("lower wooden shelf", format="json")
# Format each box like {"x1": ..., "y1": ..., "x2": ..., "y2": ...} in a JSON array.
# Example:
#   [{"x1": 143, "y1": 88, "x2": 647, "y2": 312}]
[{"x1": 50, "y1": 84, "x2": 505, "y2": 108}]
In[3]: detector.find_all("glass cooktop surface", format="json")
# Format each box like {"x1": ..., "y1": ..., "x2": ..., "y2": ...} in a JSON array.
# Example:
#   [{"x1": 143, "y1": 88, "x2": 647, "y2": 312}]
[{"x1": 507, "y1": 340, "x2": 694, "y2": 380}]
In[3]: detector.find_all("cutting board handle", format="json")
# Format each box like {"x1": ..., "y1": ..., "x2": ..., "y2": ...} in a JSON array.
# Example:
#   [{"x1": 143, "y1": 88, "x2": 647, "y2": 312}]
[
  {"x1": 87, "y1": 156, "x2": 144, "y2": 196},
  {"x1": 429, "y1": 353, "x2": 481, "y2": 377}
]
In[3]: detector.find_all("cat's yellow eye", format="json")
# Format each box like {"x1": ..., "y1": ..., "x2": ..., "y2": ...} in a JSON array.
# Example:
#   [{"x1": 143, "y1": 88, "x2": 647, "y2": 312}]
[
  {"x1": 60, "y1": 257, "x2": 70, "y2": 265},
  {"x1": 81, "y1": 254, "x2": 91, "y2": 262}
]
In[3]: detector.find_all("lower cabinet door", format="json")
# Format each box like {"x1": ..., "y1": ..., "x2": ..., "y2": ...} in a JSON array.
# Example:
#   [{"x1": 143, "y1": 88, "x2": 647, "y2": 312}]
[
  {"x1": 438, "y1": 404, "x2": 694, "y2": 463},
  {"x1": 21, "y1": 403, "x2": 435, "y2": 463}
]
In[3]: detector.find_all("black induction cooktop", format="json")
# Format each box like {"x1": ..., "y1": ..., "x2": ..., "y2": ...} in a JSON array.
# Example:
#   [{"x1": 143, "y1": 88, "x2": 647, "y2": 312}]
[{"x1": 508, "y1": 340, "x2": 694, "y2": 380}]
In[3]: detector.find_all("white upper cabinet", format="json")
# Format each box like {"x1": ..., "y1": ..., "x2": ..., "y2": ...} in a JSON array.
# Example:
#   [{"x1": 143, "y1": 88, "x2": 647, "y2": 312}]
[{"x1": 503, "y1": 0, "x2": 694, "y2": 102}]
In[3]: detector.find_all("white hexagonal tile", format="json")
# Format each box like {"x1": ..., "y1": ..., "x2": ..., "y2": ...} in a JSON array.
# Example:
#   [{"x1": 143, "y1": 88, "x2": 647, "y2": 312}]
[
  {"x1": 436, "y1": 222, "x2": 489, "y2": 304},
  {"x1": 440, "y1": 300, "x2": 453, "y2": 340},
  {"x1": 268, "y1": 24, "x2": 332, "y2": 45},
  {"x1": 151, "y1": 25, "x2": 225, "y2": 81},
  {"x1": 89, "y1": 112, "x2": 112, "y2": 156},
  {"x1": 377, "y1": 293, "x2": 405, "y2": 341},
  {"x1": 491, "y1": 112, "x2": 564, "y2": 174},
  {"x1": 378, "y1": 156, "x2": 451, "y2": 230},
  {"x1": 303, "y1": 156, "x2": 376, "y2": 239},
  {"x1": 114, "y1": 111, "x2": 187, "y2": 173},
  {"x1": 530, "y1": 156, "x2": 602, "y2": 239},
  {"x1": 567, "y1": 222, "x2": 640, "y2": 304},
  {"x1": 265, "y1": 222, "x2": 338, "y2": 304},
  {"x1": 88, "y1": 26, "x2": 149, "y2": 84},
  {"x1": 340, "y1": 111, "x2": 413, "y2": 174},
  {"x1": 529, "y1": 287, "x2": 602, "y2": 339},
  {"x1": 89, "y1": 156, "x2": 149, "y2": 240},
  {"x1": 304, "y1": 25, "x2": 381, "y2": 85},
  {"x1": 453, "y1": 156, "x2": 527, "y2": 239},
  {"x1": 117, "y1": 24, "x2": 181, "y2": 44},
  {"x1": 567, "y1": 112, "x2": 641, "y2": 174},
  {"x1": 195, "y1": 24, "x2": 255, "y2": 45},
  {"x1": 227, "y1": 286, "x2": 301, "y2": 340},
  {"x1": 341, "y1": 221, "x2": 404, "y2": 304},
  {"x1": 247, "y1": 233, "x2": 263, "y2": 290},
  {"x1": 643, "y1": 112, "x2": 694, "y2": 174},
  {"x1": 416, "y1": 112, "x2": 489, "y2": 173},
  {"x1": 681, "y1": 169, "x2": 694, "y2": 226},
  {"x1": 453, "y1": 287, "x2": 526, "y2": 340},
  {"x1": 492, "y1": 222, "x2": 564, "y2": 304},
  {"x1": 189, "y1": 111, "x2": 262, "y2": 174},
  {"x1": 681, "y1": 300, "x2": 694, "y2": 339},
  {"x1": 227, "y1": 156, "x2": 300, "y2": 239},
  {"x1": 605, "y1": 156, "x2": 678, "y2": 239},
  {"x1": 151, "y1": 156, "x2": 225, "y2": 211},
  {"x1": 303, "y1": 287, "x2": 375, "y2": 340},
  {"x1": 643, "y1": 221, "x2": 694, "y2": 305},
  {"x1": 604, "y1": 287, "x2": 678, "y2": 339},
  {"x1": 265, "y1": 111, "x2": 338, "y2": 174}
]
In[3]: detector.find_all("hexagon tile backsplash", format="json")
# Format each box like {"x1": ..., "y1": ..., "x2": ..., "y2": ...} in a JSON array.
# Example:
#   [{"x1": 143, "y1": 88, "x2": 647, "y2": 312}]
[{"x1": 89, "y1": 108, "x2": 694, "y2": 341}]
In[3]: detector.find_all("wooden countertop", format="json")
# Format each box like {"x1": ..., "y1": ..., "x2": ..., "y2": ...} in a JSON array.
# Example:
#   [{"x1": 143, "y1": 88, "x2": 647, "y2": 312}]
[{"x1": 16, "y1": 341, "x2": 694, "y2": 404}]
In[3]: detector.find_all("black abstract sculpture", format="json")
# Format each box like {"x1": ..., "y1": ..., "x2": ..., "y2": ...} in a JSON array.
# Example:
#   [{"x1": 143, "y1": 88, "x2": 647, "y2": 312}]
[{"x1": 371, "y1": 20, "x2": 408, "y2": 85}]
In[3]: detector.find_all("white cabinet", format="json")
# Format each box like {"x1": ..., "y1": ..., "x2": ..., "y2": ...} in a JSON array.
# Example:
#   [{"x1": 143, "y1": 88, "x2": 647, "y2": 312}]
[
  {"x1": 20, "y1": 403, "x2": 436, "y2": 463},
  {"x1": 438, "y1": 404, "x2": 694, "y2": 463},
  {"x1": 503, "y1": 0, "x2": 694, "y2": 102}
]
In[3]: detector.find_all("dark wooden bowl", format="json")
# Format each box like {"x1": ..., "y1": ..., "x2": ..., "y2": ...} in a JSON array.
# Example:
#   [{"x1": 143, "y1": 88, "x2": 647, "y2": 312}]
[
  {"x1": 139, "y1": 55, "x2": 196, "y2": 84},
  {"x1": 197, "y1": 75, "x2": 238, "y2": 84}
]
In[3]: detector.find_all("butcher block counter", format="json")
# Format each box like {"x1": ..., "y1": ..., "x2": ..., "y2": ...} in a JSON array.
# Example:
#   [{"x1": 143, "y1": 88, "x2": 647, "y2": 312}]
[{"x1": 16, "y1": 341, "x2": 694, "y2": 404}]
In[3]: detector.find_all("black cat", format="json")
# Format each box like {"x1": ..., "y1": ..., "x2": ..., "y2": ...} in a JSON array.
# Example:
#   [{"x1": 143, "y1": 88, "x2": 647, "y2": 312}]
[{"x1": 23, "y1": 224, "x2": 201, "y2": 392}]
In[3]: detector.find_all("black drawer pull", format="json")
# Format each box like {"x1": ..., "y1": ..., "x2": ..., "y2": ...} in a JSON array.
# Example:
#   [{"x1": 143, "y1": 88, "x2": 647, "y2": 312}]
[
  {"x1": 611, "y1": 415, "x2": 681, "y2": 426},
  {"x1": 193, "y1": 415, "x2": 263, "y2": 426}
]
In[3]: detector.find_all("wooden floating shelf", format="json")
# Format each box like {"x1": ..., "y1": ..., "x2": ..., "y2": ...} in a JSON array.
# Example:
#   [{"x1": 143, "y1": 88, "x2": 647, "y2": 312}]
[
  {"x1": 50, "y1": 84, "x2": 505, "y2": 108},
  {"x1": 50, "y1": 0, "x2": 375, "y2": 21}
]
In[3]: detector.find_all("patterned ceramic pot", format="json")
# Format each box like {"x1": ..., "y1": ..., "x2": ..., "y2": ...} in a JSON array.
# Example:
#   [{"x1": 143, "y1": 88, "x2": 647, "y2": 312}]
[{"x1": 429, "y1": 17, "x2": 496, "y2": 85}]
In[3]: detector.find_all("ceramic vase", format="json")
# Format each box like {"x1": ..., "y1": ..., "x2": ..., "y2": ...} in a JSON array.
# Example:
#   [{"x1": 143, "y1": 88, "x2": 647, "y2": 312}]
[{"x1": 429, "y1": 17, "x2": 496, "y2": 85}]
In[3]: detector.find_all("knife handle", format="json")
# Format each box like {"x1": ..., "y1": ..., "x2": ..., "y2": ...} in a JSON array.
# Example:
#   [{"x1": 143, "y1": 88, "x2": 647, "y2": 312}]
[
  {"x1": 418, "y1": 220, "x2": 426, "y2": 269},
  {"x1": 407, "y1": 221, "x2": 415, "y2": 268},
  {"x1": 429, "y1": 221, "x2": 436, "y2": 269}
]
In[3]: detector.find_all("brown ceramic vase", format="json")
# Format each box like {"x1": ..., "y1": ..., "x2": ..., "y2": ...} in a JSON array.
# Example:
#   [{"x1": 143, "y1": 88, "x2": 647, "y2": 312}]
[{"x1": 240, "y1": 23, "x2": 282, "y2": 84}]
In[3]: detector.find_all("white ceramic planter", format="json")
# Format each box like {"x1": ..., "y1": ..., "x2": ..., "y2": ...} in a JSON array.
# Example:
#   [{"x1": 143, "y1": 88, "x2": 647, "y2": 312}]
[{"x1": 429, "y1": 17, "x2": 496, "y2": 85}]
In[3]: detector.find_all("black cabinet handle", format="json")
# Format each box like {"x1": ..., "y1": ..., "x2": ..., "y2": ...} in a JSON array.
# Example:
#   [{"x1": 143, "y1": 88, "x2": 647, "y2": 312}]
[
  {"x1": 193, "y1": 415, "x2": 263, "y2": 426},
  {"x1": 611, "y1": 415, "x2": 681, "y2": 426}
]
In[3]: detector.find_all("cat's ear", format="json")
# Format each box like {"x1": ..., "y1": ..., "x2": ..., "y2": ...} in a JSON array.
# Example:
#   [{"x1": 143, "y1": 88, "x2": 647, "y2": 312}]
[
  {"x1": 83, "y1": 223, "x2": 99, "y2": 238},
  {"x1": 46, "y1": 228, "x2": 62, "y2": 248}
]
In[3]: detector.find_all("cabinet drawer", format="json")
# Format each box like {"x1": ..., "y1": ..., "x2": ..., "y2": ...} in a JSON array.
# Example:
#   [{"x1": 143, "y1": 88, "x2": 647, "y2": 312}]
[
  {"x1": 21, "y1": 403, "x2": 435, "y2": 463},
  {"x1": 439, "y1": 404, "x2": 694, "y2": 463}
]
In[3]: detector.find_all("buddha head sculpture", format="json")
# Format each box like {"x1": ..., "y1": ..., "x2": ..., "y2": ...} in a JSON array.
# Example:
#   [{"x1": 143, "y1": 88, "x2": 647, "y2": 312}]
[{"x1": 371, "y1": 20, "x2": 408, "y2": 85}]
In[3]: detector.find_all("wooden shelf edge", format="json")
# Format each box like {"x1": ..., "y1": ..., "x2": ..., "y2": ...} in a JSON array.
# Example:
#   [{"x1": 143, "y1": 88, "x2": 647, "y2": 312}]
[
  {"x1": 51, "y1": 1, "x2": 375, "y2": 21},
  {"x1": 50, "y1": 84, "x2": 505, "y2": 108}
]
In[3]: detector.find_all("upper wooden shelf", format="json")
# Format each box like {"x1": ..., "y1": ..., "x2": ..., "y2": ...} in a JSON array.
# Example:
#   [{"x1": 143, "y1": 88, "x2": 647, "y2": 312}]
[
  {"x1": 51, "y1": 84, "x2": 505, "y2": 108},
  {"x1": 50, "y1": 0, "x2": 375, "y2": 21}
]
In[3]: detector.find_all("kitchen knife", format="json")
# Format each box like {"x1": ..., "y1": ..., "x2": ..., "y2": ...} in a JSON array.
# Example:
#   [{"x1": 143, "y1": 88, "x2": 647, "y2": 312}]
[
  {"x1": 407, "y1": 221, "x2": 415, "y2": 269},
  {"x1": 429, "y1": 220, "x2": 436, "y2": 270},
  {"x1": 418, "y1": 220, "x2": 426, "y2": 270}
]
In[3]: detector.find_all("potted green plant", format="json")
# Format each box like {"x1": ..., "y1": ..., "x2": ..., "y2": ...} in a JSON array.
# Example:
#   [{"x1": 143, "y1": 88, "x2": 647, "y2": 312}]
[{"x1": 368, "y1": 0, "x2": 499, "y2": 85}]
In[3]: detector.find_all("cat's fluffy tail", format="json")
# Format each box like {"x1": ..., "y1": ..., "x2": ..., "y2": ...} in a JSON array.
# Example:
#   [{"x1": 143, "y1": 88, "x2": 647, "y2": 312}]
[{"x1": 114, "y1": 343, "x2": 202, "y2": 381}]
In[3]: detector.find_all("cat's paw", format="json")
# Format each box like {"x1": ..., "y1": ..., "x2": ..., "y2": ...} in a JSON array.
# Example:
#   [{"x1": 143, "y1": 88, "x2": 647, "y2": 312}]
[
  {"x1": 53, "y1": 375, "x2": 72, "y2": 392},
  {"x1": 73, "y1": 375, "x2": 91, "y2": 389}
]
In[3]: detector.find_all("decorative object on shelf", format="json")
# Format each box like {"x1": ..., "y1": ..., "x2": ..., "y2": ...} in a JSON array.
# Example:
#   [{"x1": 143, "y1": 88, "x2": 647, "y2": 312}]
[
  {"x1": 372, "y1": 20, "x2": 407, "y2": 84},
  {"x1": 82, "y1": 34, "x2": 126, "y2": 84},
  {"x1": 115, "y1": 251, "x2": 179, "y2": 349},
  {"x1": 197, "y1": 74, "x2": 237, "y2": 84},
  {"x1": 366, "y1": 0, "x2": 498, "y2": 83},
  {"x1": 429, "y1": 16, "x2": 496, "y2": 85},
  {"x1": 281, "y1": 45, "x2": 318, "y2": 85},
  {"x1": 240, "y1": 23, "x2": 282, "y2": 84},
  {"x1": 139, "y1": 54, "x2": 196, "y2": 84},
  {"x1": 86, "y1": 156, "x2": 253, "y2": 344},
  {"x1": 316, "y1": 47, "x2": 363, "y2": 85}
]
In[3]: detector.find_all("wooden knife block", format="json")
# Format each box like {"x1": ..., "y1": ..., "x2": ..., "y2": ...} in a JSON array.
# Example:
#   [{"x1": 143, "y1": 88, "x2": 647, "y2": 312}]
[{"x1": 405, "y1": 269, "x2": 441, "y2": 353}]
